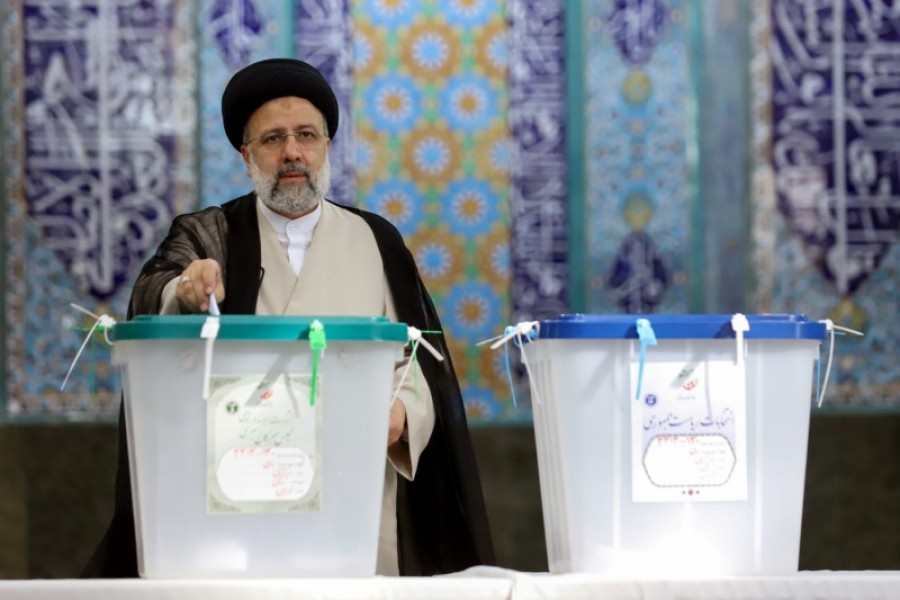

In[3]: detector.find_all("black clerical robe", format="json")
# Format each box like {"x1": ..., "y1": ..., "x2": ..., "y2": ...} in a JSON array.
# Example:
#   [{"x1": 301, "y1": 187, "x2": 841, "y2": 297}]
[{"x1": 83, "y1": 193, "x2": 495, "y2": 577}]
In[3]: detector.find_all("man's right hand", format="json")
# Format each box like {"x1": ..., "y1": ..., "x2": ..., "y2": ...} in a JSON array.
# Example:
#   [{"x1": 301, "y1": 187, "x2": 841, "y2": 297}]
[{"x1": 175, "y1": 259, "x2": 225, "y2": 313}]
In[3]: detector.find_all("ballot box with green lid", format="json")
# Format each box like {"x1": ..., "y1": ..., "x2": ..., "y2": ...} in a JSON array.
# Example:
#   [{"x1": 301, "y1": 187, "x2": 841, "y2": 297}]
[
  {"x1": 111, "y1": 315, "x2": 409, "y2": 578},
  {"x1": 521, "y1": 313, "x2": 828, "y2": 576}
]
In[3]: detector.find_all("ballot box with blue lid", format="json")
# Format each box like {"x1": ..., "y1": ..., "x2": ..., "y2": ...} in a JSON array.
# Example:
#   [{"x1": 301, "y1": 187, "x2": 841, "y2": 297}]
[
  {"x1": 524, "y1": 313, "x2": 827, "y2": 576},
  {"x1": 111, "y1": 315, "x2": 409, "y2": 578}
]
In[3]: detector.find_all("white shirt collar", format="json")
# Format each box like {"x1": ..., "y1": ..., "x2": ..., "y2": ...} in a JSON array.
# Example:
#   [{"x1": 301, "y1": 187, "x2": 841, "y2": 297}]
[{"x1": 256, "y1": 197, "x2": 322, "y2": 236}]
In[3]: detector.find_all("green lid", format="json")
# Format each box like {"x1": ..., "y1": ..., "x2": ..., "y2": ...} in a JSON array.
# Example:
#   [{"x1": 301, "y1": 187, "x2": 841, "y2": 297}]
[{"x1": 111, "y1": 315, "x2": 409, "y2": 342}]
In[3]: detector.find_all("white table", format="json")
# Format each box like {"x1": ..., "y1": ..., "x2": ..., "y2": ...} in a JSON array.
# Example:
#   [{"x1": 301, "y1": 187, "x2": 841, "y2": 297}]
[
  {"x1": 3, "y1": 570, "x2": 900, "y2": 600},
  {"x1": 0, "y1": 576, "x2": 512, "y2": 600},
  {"x1": 508, "y1": 571, "x2": 900, "y2": 599}
]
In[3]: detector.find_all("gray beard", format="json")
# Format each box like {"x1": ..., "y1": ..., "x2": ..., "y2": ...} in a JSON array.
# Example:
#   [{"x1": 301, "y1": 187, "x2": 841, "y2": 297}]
[{"x1": 249, "y1": 155, "x2": 331, "y2": 215}]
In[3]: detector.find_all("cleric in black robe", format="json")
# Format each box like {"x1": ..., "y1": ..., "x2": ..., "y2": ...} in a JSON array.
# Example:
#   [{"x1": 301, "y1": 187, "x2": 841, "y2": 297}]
[{"x1": 83, "y1": 58, "x2": 495, "y2": 577}]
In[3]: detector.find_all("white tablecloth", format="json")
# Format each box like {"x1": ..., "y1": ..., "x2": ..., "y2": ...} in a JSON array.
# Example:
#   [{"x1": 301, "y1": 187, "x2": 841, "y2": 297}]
[
  {"x1": 507, "y1": 571, "x2": 900, "y2": 600},
  {"x1": 0, "y1": 576, "x2": 512, "y2": 600},
  {"x1": 3, "y1": 570, "x2": 900, "y2": 600}
]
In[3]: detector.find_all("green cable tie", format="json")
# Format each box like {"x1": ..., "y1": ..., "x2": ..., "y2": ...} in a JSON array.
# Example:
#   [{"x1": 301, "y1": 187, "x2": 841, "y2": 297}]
[{"x1": 308, "y1": 320, "x2": 327, "y2": 406}]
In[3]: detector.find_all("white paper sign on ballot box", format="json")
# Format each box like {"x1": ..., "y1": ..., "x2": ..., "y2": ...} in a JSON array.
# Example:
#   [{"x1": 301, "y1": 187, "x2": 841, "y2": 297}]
[
  {"x1": 207, "y1": 373, "x2": 323, "y2": 514},
  {"x1": 630, "y1": 359, "x2": 748, "y2": 503}
]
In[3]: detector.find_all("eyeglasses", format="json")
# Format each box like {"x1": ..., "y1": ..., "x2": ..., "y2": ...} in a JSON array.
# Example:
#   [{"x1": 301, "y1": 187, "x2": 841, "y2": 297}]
[{"x1": 243, "y1": 129, "x2": 327, "y2": 151}]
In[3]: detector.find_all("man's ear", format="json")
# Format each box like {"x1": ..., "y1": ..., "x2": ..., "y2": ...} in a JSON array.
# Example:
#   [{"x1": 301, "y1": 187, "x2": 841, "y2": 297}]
[{"x1": 240, "y1": 146, "x2": 251, "y2": 175}]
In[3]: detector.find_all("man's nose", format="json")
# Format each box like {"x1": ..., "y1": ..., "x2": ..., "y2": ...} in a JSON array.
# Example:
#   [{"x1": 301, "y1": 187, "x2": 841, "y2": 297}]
[{"x1": 281, "y1": 134, "x2": 306, "y2": 160}]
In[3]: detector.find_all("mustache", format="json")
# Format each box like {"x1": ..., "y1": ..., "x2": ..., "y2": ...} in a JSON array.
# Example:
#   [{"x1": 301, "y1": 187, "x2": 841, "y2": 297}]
[
  {"x1": 276, "y1": 161, "x2": 312, "y2": 180},
  {"x1": 271, "y1": 161, "x2": 316, "y2": 198}
]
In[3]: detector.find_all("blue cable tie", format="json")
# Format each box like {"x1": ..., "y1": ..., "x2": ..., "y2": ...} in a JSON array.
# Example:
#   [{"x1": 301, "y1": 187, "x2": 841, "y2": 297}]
[{"x1": 635, "y1": 318, "x2": 658, "y2": 401}]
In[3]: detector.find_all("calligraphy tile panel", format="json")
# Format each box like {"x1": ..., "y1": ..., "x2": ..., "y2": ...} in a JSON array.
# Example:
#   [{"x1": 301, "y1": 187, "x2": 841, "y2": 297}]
[
  {"x1": 508, "y1": 0, "x2": 569, "y2": 324},
  {"x1": 2, "y1": 1, "x2": 196, "y2": 420},
  {"x1": 199, "y1": 0, "x2": 290, "y2": 208},
  {"x1": 294, "y1": 0, "x2": 354, "y2": 207},
  {"x1": 752, "y1": 0, "x2": 899, "y2": 410}
]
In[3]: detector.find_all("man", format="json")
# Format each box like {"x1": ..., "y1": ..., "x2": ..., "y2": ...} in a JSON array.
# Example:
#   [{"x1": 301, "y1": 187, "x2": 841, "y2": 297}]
[{"x1": 84, "y1": 58, "x2": 494, "y2": 576}]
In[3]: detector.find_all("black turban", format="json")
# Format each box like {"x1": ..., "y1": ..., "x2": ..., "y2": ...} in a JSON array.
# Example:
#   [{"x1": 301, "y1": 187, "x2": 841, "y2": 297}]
[{"x1": 221, "y1": 58, "x2": 339, "y2": 150}]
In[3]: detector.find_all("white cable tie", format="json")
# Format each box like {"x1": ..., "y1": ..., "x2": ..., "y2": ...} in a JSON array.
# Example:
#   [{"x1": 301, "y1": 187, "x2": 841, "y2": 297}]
[
  {"x1": 731, "y1": 313, "x2": 750, "y2": 365},
  {"x1": 832, "y1": 324, "x2": 864, "y2": 336},
  {"x1": 98, "y1": 315, "x2": 116, "y2": 347},
  {"x1": 814, "y1": 319, "x2": 862, "y2": 407},
  {"x1": 393, "y1": 338, "x2": 420, "y2": 403},
  {"x1": 489, "y1": 321, "x2": 539, "y2": 350},
  {"x1": 475, "y1": 331, "x2": 507, "y2": 347},
  {"x1": 518, "y1": 340, "x2": 542, "y2": 407},
  {"x1": 394, "y1": 328, "x2": 444, "y2": 403},
  {"x1": 407, "y1": 326, "x2": 444, "y2": 362},
  {"x1": 816, "y1": 319, "x2": 836, "y2": 408},
  {"x1": 70, "y1": 303, "x2": 101, "y2": 320},
  {"x1": 60, "y1": 310, "x2": 117, "y2": 392}
]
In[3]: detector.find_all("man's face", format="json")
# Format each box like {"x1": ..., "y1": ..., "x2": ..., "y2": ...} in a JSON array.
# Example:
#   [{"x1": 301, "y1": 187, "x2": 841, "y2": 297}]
[{"x1": 241, "y1": 96, "x2": 332, "y2": 218}]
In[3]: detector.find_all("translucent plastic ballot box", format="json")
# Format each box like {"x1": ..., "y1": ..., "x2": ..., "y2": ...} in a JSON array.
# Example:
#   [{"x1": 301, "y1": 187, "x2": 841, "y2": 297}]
[
  {"x1": 111, "y1": 315, "x2": 409, "y2": 578},
  {"x1": 523, "y1": 314, "x2": 828, "y2": 576}
]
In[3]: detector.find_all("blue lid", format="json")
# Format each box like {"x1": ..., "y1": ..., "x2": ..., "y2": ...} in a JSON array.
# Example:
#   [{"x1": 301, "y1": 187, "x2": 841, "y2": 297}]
[
  {"x1": 112, "y1": 315, "x2": 409, "y2": 342},
  {"x1": 538, "y1": 314, "x2": 827, "y2": 340}
]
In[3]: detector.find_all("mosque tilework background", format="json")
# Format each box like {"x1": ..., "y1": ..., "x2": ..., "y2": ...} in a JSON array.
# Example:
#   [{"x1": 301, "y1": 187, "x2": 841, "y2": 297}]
[
  {"x1": 294, "y1": 0, "x2": 355, "y2": 207},
  {"x1": 1, "y1": 0, "x2": 898, "y2": 422},
  {"x1": 507, "y1": 0, "x2": 569, "y2": 324},
  {"x1": 0, "y1": 0, "x2": 561, "y2": 422},
  {"x1": 2, "y1": 1, "x2": 196, "y2": 419},
  {"x1": 751, "y1": 0, "x2": 899, "y2": 410},
  {"x1": 352, "y1": 0, "x2": 519, "y2": 421},
  {"x1": 584, "y1": 0, "x2": 691, "y2": 314},
  {"x1": 200, "y1": 0, "x2": 289, "y2": 208},
  {"x1": 696, "y1": 1, "x2": 752, "y2": 313}
]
